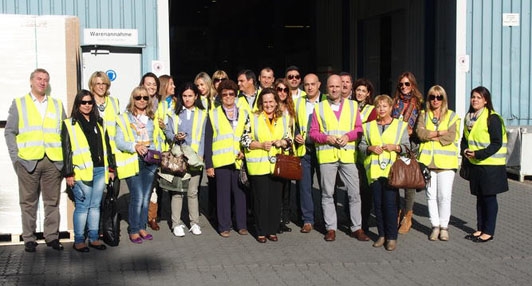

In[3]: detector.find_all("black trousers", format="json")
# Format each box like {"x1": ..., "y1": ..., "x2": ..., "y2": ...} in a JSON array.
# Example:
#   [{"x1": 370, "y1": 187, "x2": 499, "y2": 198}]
[{"x1": 249, "y1": 175, "x2": 283, "y2": 236}]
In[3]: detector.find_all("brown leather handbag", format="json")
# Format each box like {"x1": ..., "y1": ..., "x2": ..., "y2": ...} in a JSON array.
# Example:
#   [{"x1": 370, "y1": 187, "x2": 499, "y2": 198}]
[
  {"x1": 272, "y1": 150, "x2": 302, "y2": 180},
  {"x1": 388, "y1": 148, "x2": 426, "y2": 189}
]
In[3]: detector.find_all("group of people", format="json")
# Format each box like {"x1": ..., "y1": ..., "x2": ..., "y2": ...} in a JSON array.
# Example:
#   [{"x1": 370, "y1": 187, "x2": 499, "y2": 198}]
[{"x1": 5, "y1": 67, "x2": 508, "y2": 253}]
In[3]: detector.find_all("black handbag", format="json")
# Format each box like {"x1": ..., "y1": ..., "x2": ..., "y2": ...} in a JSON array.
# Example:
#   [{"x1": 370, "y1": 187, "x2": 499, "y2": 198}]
[
  {"x1": 100, "y1": 179, "x2": 120, "y2": 246},
  {"x1": 459, "y1": 158, "x2": 471, "y2": 181}
]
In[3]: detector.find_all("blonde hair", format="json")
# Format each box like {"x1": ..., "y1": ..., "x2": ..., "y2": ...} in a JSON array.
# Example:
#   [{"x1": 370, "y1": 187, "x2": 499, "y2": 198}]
[
  {"x1": 126, "y1": 86, "x2": 155, "y2": 119},
  {"x1": 425, "y1": 85, "x2": 449, "y2": 117},
  {"x1": 88, "y1": 71, "x2": 111, "y2": 97}
]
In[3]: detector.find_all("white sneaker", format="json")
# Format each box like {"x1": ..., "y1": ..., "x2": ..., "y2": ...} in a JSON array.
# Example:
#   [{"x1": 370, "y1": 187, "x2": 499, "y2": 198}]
[
  {"x1": 189, "y1": 224, "x2": 202, "y2": 235},
  {"x1": 173, "y1": 225, "x2": 186, "y2": 237}
]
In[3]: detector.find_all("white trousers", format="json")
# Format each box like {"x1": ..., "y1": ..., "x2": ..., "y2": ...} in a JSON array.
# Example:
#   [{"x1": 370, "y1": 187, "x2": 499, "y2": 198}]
[{"x1": 425, "y1": 170, "x2": 455, "y2": 228}]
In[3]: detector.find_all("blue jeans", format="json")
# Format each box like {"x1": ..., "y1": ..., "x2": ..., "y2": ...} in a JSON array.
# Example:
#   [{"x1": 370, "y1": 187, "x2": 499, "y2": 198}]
[
  {"x1": 476, "y1": 194, "x2": 498, "y2": 235},
  {"x1": 73, "y1": 167, "x2": 105, "y2": 244},
  {"x1": 126, "y1": 159, "x2": 157, "y2": 234},
  {"x1": 297, "y1": 149, "x2": 320, "y2": 225},
  {"x1": 371, "y1": 177, "x2": 399, "y2": 240}
]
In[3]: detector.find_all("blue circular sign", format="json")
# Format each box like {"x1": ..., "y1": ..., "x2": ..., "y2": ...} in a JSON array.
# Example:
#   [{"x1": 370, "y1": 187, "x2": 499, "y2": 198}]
[{"x1": 106, "y1": 70, "x2": 117, "y2": 81}]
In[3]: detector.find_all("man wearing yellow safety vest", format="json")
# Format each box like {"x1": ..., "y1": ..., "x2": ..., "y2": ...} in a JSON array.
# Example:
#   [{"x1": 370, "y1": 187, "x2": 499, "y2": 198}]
[
  {"x1": 5, "y1": 68, "x2": 66, "y2": 252},
  {"x1": 309, "y1": 74, "x2": 370, "y2": 242},
  {"x1": 293, "y1": 73, "x2": 322, "y2": 234},
  {"x1": 237, "y1": 69, "x2": 259, "y2": 113}
]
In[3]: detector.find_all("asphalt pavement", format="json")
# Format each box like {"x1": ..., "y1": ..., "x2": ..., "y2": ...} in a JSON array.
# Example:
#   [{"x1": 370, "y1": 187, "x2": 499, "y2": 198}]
[{"x1": 1, "y1": 173, "x2": 531, "y2": 286}]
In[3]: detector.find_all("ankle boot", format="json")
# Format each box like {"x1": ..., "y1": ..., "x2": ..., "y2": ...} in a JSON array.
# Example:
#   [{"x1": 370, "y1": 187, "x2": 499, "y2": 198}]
[
  {"x1": 398, "y1": 210, "x2": 413, "y2": 234},
  {"x1": 397, "y1": 209, "x2": 404, "y2": 226},
  {"x1": 148, "y1": 202, "x2": 160, "y2": 231}
]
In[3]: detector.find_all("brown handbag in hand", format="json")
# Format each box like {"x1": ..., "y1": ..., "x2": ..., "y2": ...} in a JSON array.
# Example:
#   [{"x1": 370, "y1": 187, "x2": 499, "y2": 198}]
[
  {"x1": 387, "y1": 147, "x2": 426, "y2": 189},
  {"x1": 272, "y1": 151, "x2": 302, "y2": 180}
]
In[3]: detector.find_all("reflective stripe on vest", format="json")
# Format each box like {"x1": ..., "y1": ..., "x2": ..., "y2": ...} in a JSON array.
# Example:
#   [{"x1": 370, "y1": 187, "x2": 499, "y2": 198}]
[
  {"x1": 464, "y1": 110, "x2": 507, "y2": 165},
  {"x1": 418, "y1": 110, "x2": 460, "y2": 169},
  {"x1": 245, "y1": 113, "x2": 288, "y2": 175},
  {"x1": 64, "y1": 119, "x2": 109, "y2": 183},
  {"x1": 114, "y1": 114, "x2": 140, "y2": 179},
  {"x1": 15, "y1": 94, "x2": 63, "y2": 161},
  {"x1": 209, "y1": 107, "x2": 247, "y2": 169},
  {"x1": 314, "y1": 99, "x2": 358, "y2": 164},
  {"x1": 363, "y1": 119, "x2": 406, "y2": 183}
]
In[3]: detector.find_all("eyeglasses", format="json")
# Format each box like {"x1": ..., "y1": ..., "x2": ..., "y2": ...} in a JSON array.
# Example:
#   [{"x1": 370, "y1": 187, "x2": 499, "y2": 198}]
[
  {"x1": 397, "y1": 82, "x2": 411, "y2": 88},
  {"x1": 277, "y1": 87, "x2": 289, "y2": 93},
  {"x1": 213, "y1": 78, "x2": 227, "y2": 83},
  {"x1": 429, "y1": 95, "x2": 444, "y2": 101},
  {"x1": 221, "y1": 91, "x2": 235, "y2": 97},
  {"x1": 287, "y1": 74, "x2": 301, "y2": 80},
  {"x1": 134, "y1": 96, "x2": 150, "y2": 101},
  {"x1": 80, "y1": 100, "x2": 93, "y2": 105}
]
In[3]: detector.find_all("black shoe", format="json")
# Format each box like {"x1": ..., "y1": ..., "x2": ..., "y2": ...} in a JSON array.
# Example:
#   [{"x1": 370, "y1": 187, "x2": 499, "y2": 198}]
[
  {"x1": 464, "y1": 233, "x2": 481, "y2": 240},
  {"x1": 24, "y1": 241, "x2": 38, "y2": 252},
  {"x1": 73, "y1": 244, "x2": 90, "y2": 253},
  {"x1": 473, "y1": 235, "x2": 494, "y2": 243},
  {"x1": 46, "y1": 239, "x2": 64, "y2": 250},
  {"x1": 278, "y1": 224, "x2": 292, "y2": 233},
  {"x1": 89, "y1": 243, "x2": 107, "y2": 250}
]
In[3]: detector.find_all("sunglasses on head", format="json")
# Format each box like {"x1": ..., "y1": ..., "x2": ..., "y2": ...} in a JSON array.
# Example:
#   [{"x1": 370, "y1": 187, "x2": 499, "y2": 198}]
[
  {"x1": 213, "y1": 77, "x2": 227, "y2": 83},
  {"x1": 398, "y1": 82, "x2": 411, "y2": 88},
  {"x1": 287, "y1": 74, "x2": 301, "y2": 80},
  {"x1": 80, "y1": 100, "x2": 93, "y2": 105},
  {"x1": 429, "y1": 94, "x2": 444, "y2": 101},
  {"x1": 277, "y1": 87, "x2": 289, "y2": 93},
  {"x1": 134, "y1": 96, "x2": 150, "y2": 101}
]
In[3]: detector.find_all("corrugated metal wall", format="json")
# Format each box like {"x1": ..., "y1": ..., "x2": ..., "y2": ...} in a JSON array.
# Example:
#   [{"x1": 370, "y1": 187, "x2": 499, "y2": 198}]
[
  {"x1": 0, "y1": 0, "x2": 159, "y2": 75},
  {"x1": 467, "y1": 0, "x2": 531, "y2": 126}
]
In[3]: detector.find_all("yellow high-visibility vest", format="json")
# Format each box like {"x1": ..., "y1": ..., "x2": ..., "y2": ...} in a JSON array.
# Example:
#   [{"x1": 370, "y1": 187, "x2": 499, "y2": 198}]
[
  {"x1": 15, "y1": 94, "x2": 63, "y2": 161},
  {"x1": 209, "y1": 106, "x2": 248, "y2": 169},
  {"x1": 169, "y1": 107, "x2": 207, "y2": 154},
  {"x1": 464, "y1": 109, "x2": 507, "y2": 166},
  {"x1": 363, "y1": 119, "x2": 407, "y2": 183},
  {"x1": 245, "y1": 113, "x2": 289, "y2": 175},
  {"x1": 418, "y1": 110, "x2": 460, "y2": 169},
  {"x1": 314, "y1": 99, "x2": 358, "y2": 164},
  {"x1": 64, "y1": 119, "x2": 109, "y2": 183}
]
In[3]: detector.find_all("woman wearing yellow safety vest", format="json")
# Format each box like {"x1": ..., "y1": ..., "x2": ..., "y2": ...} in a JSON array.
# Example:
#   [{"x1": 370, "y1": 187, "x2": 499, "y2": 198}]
[
  {"x1": 353, "y1": 78, "x2": 377, "y2": 233},
  {"x1": 241, "y1": 87, "x2": 293, "y2": 243},
  {"x1": 359, "y1": 95, "x2": 410, "y2": 251},
  {"x1": 275, "y1": 78, "x2": 297, "y2": 233},
  {"x1": 140, "y1": 72, "x2": 163, "y2": 231},
  {"x1": 391, "y1": 72, "x2": 424, "y2": 234},
  {"x1": 115, "y1": 86, "x2": 164, "y2": 244},
  {"x1": 164, "y1": 82, "x2": 207, "y2": 238},
  {"x1": 204, "y1": 79, "x2": 248, "y2": 237},
  {"x1": 61, "y1": 90, "x2": 115, "y2": 252},
  {"x1": 462, "y1": 86, "x2": 508, "y2": 243},
  {"x1": 416, "y1": 85, "x2": 460, "y2": 241}
]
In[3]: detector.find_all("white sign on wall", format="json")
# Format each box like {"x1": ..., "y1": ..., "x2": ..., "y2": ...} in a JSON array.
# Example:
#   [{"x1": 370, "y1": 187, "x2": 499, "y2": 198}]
[
  {"x1": 84, "y1": 29, "x2": 138, "y2": 45},
  {"x1": 502, "y1": 13, "x2": 520, "y2": 27}
]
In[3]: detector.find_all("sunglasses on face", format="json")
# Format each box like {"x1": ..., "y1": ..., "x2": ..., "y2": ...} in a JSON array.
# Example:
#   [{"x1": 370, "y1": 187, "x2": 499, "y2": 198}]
[
  {"x1": 398, "y1": 82, "x2": 411, "y2": 88},
  {"x1": 213, "y1": 78, "x2": 227, "y2": 83},
  {"x1": 221, "y1": 91, "x2": 236, "y2": 97},
  {"x1": 134, "y1": 96, "x2": 150, "y2": 101},
  {"x1": 277, "y1": 87, "x2": 289, "y2": 93},
  {"x1": 429, "y1": 94, "x2": 444, "y2": 101},
  {"x1": 80, "y1": 100, "x2": 93, "y2": 105},
  {"x1": 287, "y1": 74, "x2": 300, "y2": 80}
]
